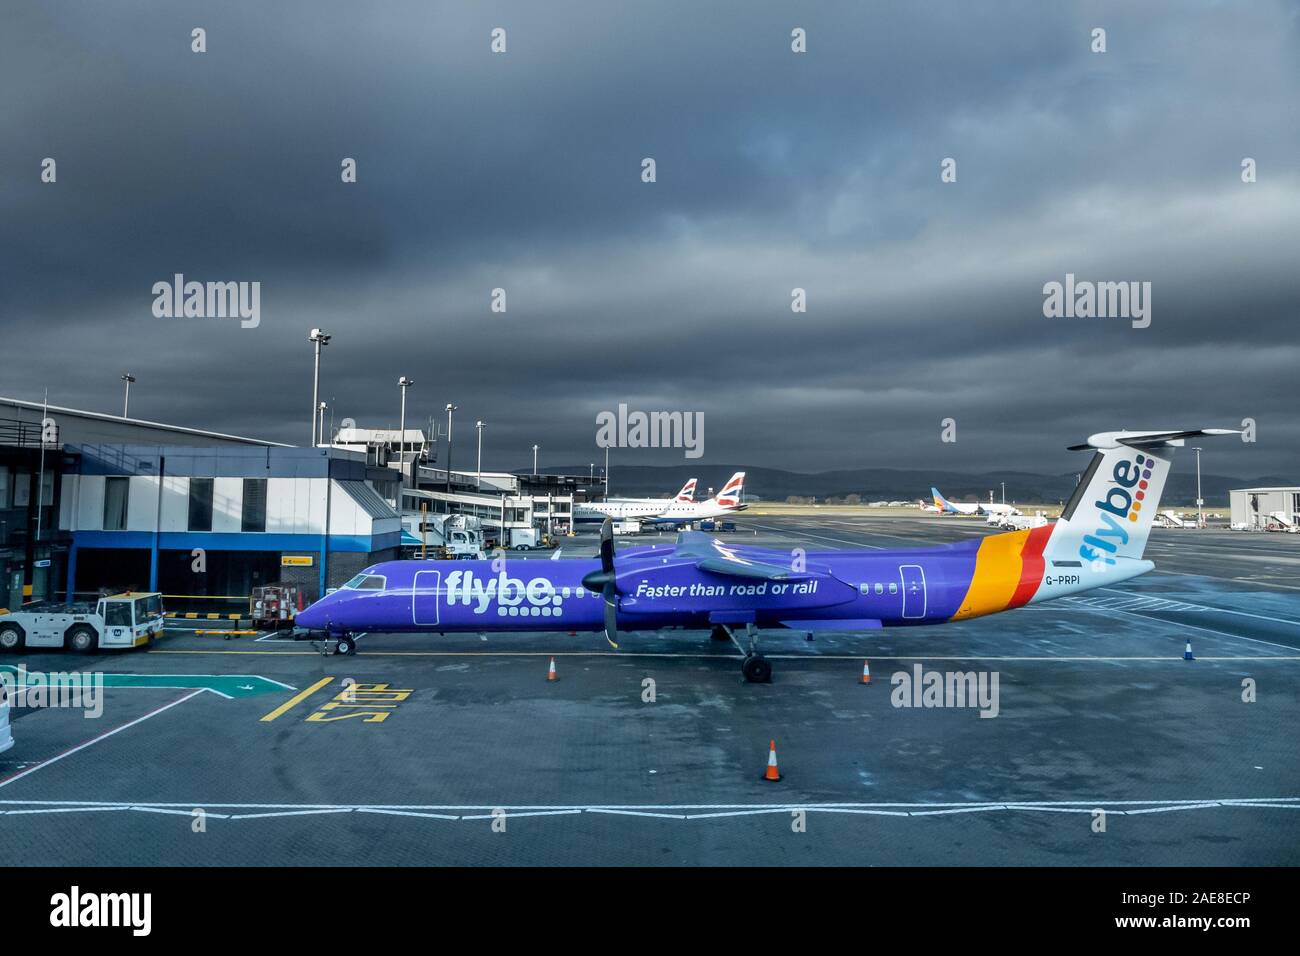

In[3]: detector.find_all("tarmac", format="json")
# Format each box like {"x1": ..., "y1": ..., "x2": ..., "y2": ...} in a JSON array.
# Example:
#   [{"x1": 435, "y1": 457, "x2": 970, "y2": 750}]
[{"x1": 2, "y1": 513, "x2": 1297, "y2": 865}]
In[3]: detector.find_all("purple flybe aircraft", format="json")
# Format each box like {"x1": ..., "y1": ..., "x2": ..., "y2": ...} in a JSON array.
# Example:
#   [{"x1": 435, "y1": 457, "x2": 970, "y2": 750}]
[{"x1": 296, "y1": 429, "x2": 1237, "y2": 681}]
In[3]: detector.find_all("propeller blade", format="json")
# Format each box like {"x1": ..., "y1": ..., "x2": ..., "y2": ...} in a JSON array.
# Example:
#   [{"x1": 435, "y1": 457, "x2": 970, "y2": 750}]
[
  {"x1": 599, "y1": 519, "x2": 618, "y2": 647},
  {"x1": 602, "y1": 584, "x2": 619, "y2": 649},
  {"x1": 599, "y1": 517, "x2": 614, "y2": 573}
]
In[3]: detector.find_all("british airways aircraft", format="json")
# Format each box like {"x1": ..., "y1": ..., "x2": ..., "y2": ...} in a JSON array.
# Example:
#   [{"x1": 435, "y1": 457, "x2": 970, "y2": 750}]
[{"x1": 297, "y1": 430, "x2": 1236, "y2": 681}]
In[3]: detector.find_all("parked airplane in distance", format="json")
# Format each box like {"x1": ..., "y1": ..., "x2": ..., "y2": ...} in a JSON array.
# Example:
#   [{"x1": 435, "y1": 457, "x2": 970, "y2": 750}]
[
  {"x1": 931, "y1": 487, "x2": 1021, "y2": 517},
  {"x1": 572, "y1": 478, "x2": 699, "y2": 523},
  {"x1": 573, "y1": 473, "x2": 746, "y2": 526},
  {"x1": 296, "y1": 431, "x2": 1235, "y2": 682}
]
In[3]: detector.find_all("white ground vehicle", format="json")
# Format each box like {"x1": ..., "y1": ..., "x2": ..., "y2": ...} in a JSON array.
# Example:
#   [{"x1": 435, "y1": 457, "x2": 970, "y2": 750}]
[
  {"x1": 505, "y1": 527, "x2": 545, "y2": 550},
  {"x1": 0, "y1": 592, "x2": 165, "y2": 653},
  {"x1": 403, "y1": 514, "x2": 486, "y2": 558},
  {"x1": 611, "y1": 520, "x2": 643, "y2": 536},
  {"x1": 992, "y1": 512, "x2": 1050, "y2": 531}
]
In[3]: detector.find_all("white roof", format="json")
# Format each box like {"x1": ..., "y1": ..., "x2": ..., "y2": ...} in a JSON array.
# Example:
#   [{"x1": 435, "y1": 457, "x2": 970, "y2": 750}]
[
  {"x1": 336, "y1": 427, "x2": 427, "y2": 444},
  {"x1": 0, "y1": 395, "x2": 286, "y2": 446}
]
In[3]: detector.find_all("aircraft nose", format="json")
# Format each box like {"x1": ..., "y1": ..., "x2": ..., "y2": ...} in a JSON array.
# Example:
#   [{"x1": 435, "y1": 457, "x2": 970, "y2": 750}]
[{"x1": 296, "y1": 598, "x2": 329, "y2": 630}]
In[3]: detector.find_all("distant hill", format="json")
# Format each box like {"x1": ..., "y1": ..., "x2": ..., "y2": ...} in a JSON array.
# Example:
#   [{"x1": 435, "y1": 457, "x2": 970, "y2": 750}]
[{"x1": 532, "y1": 464, "x2": 1292, "y2": 507}]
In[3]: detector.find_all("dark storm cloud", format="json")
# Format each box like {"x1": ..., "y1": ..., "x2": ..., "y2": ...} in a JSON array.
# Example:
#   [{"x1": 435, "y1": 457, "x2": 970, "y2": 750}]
[{"x1": 2, "y1": 0, "x2": 1297, "y2": 479}]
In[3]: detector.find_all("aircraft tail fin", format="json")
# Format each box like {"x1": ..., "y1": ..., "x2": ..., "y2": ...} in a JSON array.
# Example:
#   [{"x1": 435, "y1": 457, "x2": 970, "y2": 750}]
[
  {"x1": 675, "y1": 478, "x2": 697, "y2": 503},
  {"x1": 931, "y1": 487, "x2": 952, "y2": 511},
  {"x1": 714, "y1": 472, "x2": 745, "y2": 508},
  {"x1": 1045, "y1": 429, "x2": 1239, "y2": 565}
]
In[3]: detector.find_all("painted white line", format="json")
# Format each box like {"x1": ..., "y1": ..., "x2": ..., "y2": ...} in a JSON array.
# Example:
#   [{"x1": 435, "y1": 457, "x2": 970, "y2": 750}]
[
  {"x1": 0, "y1": 689, "x2": 204, "y2": 792},
  {"x1": 684, "y1": 808, "x2": 809, "y2": 819},
  {"x1": 585, "y1": 808, "x2": 689, "y2": 819},
  {"x1": 4, "y1": 797, "x2": 1298, "y2": 811},
  {"x1": 1094, "y1": 587, "x2": 1300, "y2": 628},
  {"x1": 459, "y1": 809, "x2": 583, "y2": 820},
  {"x1": 227, "y1": 808, "x2": 354, "y2": 820},
  {"x1": 3, "y1": 806, "x2": 132, "y2": 816},
  {"x1": 1122, "y1": 802, "x2": 1223, "y2": 815},
  {"x1": 128, "y1": 806, "x2": 230, "y2": 819},
  {"x1": 355, "y1": 808, "x2": 460, "y2": 820},
  {"x1": 907, "y1": 805, "x2": 1006, "y2": 816},
  {"x1": 1002, "y1": 805, "x2": 1118, "y2": 815}
]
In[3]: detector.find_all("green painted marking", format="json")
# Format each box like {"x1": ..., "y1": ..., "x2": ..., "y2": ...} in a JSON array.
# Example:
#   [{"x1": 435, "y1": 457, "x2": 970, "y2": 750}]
[{"x1": 0, "y1": 666, "x2": 293, "y2": 699}]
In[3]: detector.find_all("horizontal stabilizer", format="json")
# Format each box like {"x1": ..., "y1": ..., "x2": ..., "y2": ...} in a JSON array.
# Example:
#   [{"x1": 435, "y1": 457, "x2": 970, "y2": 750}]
[{"x1": 1067, "y1": 428, "x2": 1241, "y2": 451}]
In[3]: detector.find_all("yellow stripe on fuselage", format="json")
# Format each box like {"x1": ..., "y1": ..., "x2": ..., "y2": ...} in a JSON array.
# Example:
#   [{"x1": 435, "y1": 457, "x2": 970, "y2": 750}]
[{"x1": 951, "y1": 529, "x2": 1030, "y2": 621}]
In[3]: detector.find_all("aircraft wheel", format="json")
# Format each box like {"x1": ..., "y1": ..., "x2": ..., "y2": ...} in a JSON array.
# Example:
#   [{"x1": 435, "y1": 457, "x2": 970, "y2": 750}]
[
  {"x1": 334, "y1": 634, "x2": 357, "y2": 656},
  {"x1": 741, "y1": 654, "x2": 771, "y2": 684},
  {"x1": 709, "y1": 625, "x2": 730, "y2": 642}
]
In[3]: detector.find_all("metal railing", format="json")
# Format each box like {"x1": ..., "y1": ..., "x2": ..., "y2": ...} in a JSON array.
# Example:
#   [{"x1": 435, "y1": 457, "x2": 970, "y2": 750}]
[{"x1": 0, "y1": 417, "x2": 58, "y2": 448}]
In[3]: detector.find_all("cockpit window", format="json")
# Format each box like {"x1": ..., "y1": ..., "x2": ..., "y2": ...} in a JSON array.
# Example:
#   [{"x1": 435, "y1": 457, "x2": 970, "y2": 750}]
[{"x1": 343, "y1": 573, "x2": 387, "y2": 591}]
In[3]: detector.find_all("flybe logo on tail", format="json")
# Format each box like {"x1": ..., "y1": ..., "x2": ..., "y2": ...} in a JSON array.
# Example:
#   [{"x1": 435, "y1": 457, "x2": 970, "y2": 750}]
[{"x1": 1079, "y1": 453, "x2": 1157, "y2": 566}]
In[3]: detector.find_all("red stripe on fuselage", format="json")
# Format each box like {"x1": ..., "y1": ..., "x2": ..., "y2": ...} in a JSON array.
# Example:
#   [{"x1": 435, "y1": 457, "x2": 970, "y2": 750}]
[{"x1": 1008, "y1": 524, "x2": 1053, "y2": 608}]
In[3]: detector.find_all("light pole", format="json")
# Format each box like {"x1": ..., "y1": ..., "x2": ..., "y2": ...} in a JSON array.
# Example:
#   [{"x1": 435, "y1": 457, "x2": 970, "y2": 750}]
[
  {"x1": 1000, "y1": 482, "x2": 1006, "y2": 505},
  {"x1": 589, "y1": 463, "x2": 594, "y2": 483},
  {"x1": 1192, "y1": 446, "x2": 1204, "y2": 528},
  {"x1": 475, "y1": 421, "x2": 485, "y2": 489},
  {"x1": 121, "y1": 373, "x2": 136, "y2": 417},
  {"x1": 317, "y1": 402, "x2": 328, "y2": 447},
  {"x1": 532, "y1": 444, "x2": 539, "y2": 477},
  {"x1": 444, "y1": 403, "x2": 458, "y2": 493},
  {"x1": 308, "y1": 329, "x2": 331, "y2": 447},
  {"x1": 398, "y1": 377, "x2": 414, "y2": 492},
  {"x1": 604, "y1": 445, "x2": 610, "y2": 497}
]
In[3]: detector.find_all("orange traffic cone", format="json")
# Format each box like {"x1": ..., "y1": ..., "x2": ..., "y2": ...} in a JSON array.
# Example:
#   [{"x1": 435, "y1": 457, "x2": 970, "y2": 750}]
[
  {"x1": 547, "y1": 657, "x2": 558, "y2": 681},
  {"x1": 762, "y1": 739, "x2": 782, "y2": 782},
  {"x1": 860, "y1": 660, "x2": 872, "y2": 684}
]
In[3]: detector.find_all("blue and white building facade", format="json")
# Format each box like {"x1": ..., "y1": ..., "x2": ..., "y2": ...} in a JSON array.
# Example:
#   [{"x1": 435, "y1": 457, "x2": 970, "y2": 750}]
[{"x1": 59, "y1": 444, "x2": 400, "y2": 602}]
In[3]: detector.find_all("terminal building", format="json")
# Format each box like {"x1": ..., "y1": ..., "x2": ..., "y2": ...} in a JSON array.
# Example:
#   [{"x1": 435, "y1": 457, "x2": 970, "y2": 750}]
[
  {"x1": 2, "y1": 396, "x2": 598, "y2": 611},
  {"x1": 1, "y1": 396, "x2": 290, "y2": 609},
  {"x1": 329, "y1": 426, "x2": 583, "y2": 546},
  {"x1": 1228, "y1": 487, "x2": 1300, "y2": 530},
  {"x1": 59, "y1": 444, "x2": 401, "y2": 604}
]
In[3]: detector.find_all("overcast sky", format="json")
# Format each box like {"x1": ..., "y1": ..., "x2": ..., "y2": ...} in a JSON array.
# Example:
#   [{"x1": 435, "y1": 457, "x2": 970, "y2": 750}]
[{"x1": 2, "y1": 1, "x2": 1297, "y2": 479}]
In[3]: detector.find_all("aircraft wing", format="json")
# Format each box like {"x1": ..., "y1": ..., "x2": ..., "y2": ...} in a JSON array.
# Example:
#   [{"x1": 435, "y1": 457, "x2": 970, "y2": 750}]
[
  {"x1": 695, "y1": 556, "x2": 803, "y2": 580},
  {"x1": 673, "y1": 530, "x2": 814, "y2": 581}
]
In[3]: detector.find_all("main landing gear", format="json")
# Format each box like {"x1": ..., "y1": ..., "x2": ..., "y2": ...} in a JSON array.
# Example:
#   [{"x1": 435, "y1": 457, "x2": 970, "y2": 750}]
[{"x1": 716, "y1": 623, "x2": 772, "y2": 683}]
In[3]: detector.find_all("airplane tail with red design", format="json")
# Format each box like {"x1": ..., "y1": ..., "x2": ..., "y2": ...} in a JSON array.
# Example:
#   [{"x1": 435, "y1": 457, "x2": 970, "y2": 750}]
[
  {"x1": 675, "y1": 479, "x2": 697, "y2": 503},
  {"x1": 713, "y1": 472, "x2": 746, "y2": 509}
]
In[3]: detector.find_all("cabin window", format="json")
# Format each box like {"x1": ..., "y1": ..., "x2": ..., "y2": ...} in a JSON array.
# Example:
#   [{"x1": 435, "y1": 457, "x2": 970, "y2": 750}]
[
  {"x1": 889, "y1": 582, "x2": 898, "y2": 594},
  {"x1": 874, "y1": 583, "x2": 884, "y2": 595},
  {"x1": 858, "y1": 583, "x2": 870, "y2": 595},
  {"x1": 103, "y1": 602, "x2": 132, "y2": 627}
]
